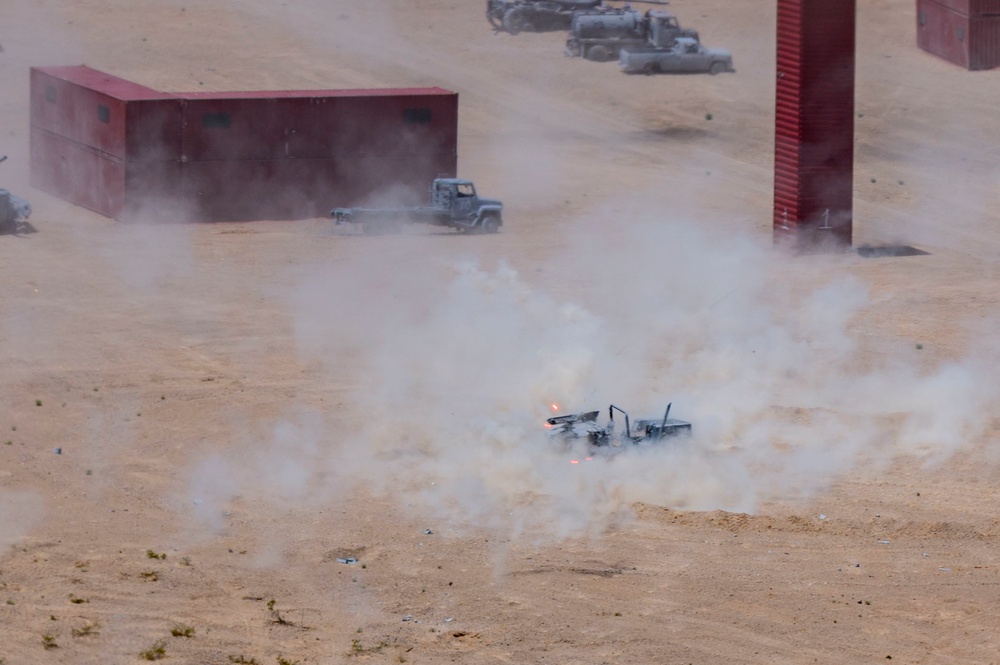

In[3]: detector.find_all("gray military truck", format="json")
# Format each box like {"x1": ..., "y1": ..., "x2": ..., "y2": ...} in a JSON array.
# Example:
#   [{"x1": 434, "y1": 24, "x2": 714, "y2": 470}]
[
  {"x1": 619, "y1": 37, "x2": 735, "y2": 75},
  {"x1": 565, "y1": 8, "x2": 698, "y2": 61},
  {"x1": 331, "y1": 178, "x2": 503, "y2": 235},
  {"x1": 0, "y1": 156, "x2": 32, "y2": 236},
  {"x1": 487, "y1": 0, "x2": 603, "y2": 33},
  {"x1": 486, "y1": 0, "x2": 669, "y2": 35}
]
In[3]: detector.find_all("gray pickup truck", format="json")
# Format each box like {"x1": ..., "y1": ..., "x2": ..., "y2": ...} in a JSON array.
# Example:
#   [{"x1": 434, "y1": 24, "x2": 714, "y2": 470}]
[
  {"x1": 619, "y1": 37, "x2": 735, "y2": 75},
  {"x1": 331, "y1": 178, "x2": 503, "y2": 235}
]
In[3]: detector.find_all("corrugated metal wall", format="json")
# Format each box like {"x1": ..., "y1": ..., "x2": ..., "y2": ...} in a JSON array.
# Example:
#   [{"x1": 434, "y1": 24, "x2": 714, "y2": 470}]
[
  {"x1": 29, "y1": 66, "x2": 459, "y2": 222},
  {"x1": 917, "y1": 0, "x2": 1000, "y2": 69},
  {"x1": 927, "y1": 0, "x2": 1000, "y2": 17},
  {"x1": 773, "y1": 0, "x2": 857, "y2": 249}
]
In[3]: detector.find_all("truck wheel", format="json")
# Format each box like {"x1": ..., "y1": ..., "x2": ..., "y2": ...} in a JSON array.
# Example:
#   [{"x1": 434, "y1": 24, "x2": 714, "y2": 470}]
[
  {"x1": 481, "y1": 215, "x2": 501, "y2": 234},
  {"x1": 709, "y1": 61, "x2": 726, "y2": 75},
  {"x1": 643, "y1": 62, "x2": 659, "y2": 75},
  {"x1": 586, "y1": 45, "x2": 611, "y2": 62}
]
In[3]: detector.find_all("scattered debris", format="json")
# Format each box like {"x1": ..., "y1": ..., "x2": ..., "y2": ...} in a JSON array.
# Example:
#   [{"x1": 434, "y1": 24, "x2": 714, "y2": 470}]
[
  {"x1": 53, "y1": 448, "x2": 62, "y2": 455},
  {"x1": 423, "y1": 529, "x2": 434, "y2": 535},
  {"x1": 878, "y1": 540, "x2": 891, "y2": 544},
  {"x1": 402, "y1": 615, "x2": 413, "y2": 622},
  {"x1": 336, "y1": 557, "x2": 358, "y2": 565}
]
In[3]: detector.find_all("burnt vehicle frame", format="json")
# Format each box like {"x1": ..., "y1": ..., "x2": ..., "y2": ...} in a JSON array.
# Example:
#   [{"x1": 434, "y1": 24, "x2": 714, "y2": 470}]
[{"x1": 547, "y1": 403, "x2": 691, "y2": 449}]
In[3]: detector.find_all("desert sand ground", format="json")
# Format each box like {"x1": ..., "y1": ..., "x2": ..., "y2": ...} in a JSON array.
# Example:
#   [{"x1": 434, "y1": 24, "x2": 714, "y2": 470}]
[{"x1": 2, "y1": 1, "x2": 1000, "y2": 663}]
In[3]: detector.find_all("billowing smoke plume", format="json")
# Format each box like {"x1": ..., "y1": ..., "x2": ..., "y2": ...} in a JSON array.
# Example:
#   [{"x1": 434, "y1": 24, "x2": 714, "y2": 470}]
[{"x1": 276, "y1": 207, "x2": 999, "y2": 540}]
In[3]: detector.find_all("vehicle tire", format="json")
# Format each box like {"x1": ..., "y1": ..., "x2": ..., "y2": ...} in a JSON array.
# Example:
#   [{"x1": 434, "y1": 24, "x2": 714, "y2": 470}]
[
  {"x1": 503, "y1": 9, "x2": 533, "y2": 34},
  {"x1": 709, "y1": 61, "x2": 726, "y2": 75},
  {"x1": 642, "y1": 62, "x2": 659, "y2": 75},
  {"x1": 481, "y1": 215, "x2": 501, "y2": 234},
  {"x1": 486, "y1": 7, "x2": 505, "y2": 31},
  {"x1": 586, "y1": 45, "x2": 611, "y2": 62}
]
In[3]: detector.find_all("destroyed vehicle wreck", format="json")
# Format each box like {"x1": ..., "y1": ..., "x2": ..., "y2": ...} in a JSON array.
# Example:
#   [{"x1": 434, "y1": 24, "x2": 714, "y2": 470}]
[{"x1": 546, "y1": 403, "x2": 691, "y2": 450}]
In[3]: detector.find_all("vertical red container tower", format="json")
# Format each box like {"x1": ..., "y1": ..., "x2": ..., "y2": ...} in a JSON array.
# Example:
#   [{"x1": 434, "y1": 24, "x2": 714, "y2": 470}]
[
  {"x1": 773, "y1": 0, "x2": 857, "y2": 249},
  {"x1": 916, "y1": 0, "x2": 1000, "y2": 70}
]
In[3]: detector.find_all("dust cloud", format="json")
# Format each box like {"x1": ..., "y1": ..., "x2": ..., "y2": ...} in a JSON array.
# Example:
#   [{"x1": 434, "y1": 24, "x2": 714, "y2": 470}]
[
  {"x1": 280, "y1": 203, "x2": 1000, "y2": 540},
  {"x1": 0, "y1": 491, "x2": 43, "y2": 551}
]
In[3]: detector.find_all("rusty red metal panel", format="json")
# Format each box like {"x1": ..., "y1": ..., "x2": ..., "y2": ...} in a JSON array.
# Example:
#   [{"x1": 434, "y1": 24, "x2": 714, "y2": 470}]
[
  {"x1": 30, "y1": 69, "x2": 129, "y2": 159},
  {"x1": 30, "y1": 66, "x2": 175, "y2": 160},
  {"x1": 178, "y1": 91, "x2": 458, "y2": 162},
  {"x1": 774, "y1": 0, "x2": 856, "y2": 249},
  {"x1": 969, "y1": 14, "x2": 1000, "y2": 68},
  {"x1": 918, "y1": 0, "x2": 1000, "y2": 69},
  {"x1": 927, "y1": 0, "x2": 1000, "y2": 16},
  {"x1": 284, "y1": 93, "x2": 459, "y2": 160},
  {"x1": 31, "y1": 65, "x2": 165, "y2": 99},
  {"x1": 918, "y1": 0, "x2": 974, "y2": 66},
  {"x1": 120, "y1": 160, "x2": 184, "y2": 222},
  {"x1": 125, "y1": 99, "x2": 184, "y2": 162},
  {"x1": 172, "y1": 151, "x2": 458, "y2": 222},
  {"x1": 30, "y1": 129, "x2": 125, "y2": 217}
]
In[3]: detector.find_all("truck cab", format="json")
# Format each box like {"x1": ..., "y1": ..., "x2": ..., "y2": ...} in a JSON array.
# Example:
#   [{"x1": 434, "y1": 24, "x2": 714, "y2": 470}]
[
  {"x1": 431, "y1": 178, "x2": 504, "y2": 232},
  {"x1": 647, "y1": 10, "x2": 699, "y2": 48},
  {"x1": 432, "y1": 179, "x2": 497, "y2": 214}
]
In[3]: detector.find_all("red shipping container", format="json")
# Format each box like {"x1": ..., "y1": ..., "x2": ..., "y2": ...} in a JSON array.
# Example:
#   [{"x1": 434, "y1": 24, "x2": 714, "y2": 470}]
[
  {"x1": 774, "y1": 0, "x2": 857, "y2": 249},
  {"x1": 29, "y1": 66, "x2": 459, "y2": 222},
  {"x1": 917, "y1": 0, "x2": 1000, "y2": 69}
]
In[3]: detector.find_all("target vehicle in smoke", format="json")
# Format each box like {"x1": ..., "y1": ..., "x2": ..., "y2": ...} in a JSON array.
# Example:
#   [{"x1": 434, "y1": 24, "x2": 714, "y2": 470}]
[
  {"x1": 486, "y1": 0, "x2": 671, "y2": 35},
  {"x1": 331, "y1": 178, "x2": 503, "y2": 235},
  {"x1": 0, "y1": 156, "x2": 32, "y2": 235},
  {"x1": 619, "y1": 37, "x2": 735, "y2": 75},
  {"x1": 546, "y1": 403, "x2": 691, "y2": 451},
  {"x1": 564, "y1": 6, "x2": 699, "y2": 61}
]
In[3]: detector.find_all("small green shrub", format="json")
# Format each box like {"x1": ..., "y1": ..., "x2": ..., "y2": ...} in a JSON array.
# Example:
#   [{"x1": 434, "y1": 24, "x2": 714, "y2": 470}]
[
  {"x1": 171, "y1": 624, "x2": 195, "y2": 638},
  {"x1": 140, "y1": 640, "x2": 167, "y2": 660},
  {"x1": 229, "y1": 656, "x2": 260, "y2": 665}
]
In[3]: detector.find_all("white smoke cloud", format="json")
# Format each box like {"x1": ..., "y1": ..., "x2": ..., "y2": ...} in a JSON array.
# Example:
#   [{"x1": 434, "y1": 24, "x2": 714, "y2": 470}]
[{"x1": 280, "y1": 207, "x2": 999, "y2": 541}]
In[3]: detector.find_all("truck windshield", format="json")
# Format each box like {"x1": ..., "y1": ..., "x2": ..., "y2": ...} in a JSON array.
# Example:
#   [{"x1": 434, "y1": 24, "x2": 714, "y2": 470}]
[{"x1": 456, "y1": 184, "x2": 475, "y2": 198}]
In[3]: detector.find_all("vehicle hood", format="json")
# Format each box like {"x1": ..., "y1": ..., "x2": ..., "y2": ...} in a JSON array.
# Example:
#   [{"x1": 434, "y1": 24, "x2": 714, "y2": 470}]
[{"x1": 478, "y1": 197, "x2": 503, "y2": 209}]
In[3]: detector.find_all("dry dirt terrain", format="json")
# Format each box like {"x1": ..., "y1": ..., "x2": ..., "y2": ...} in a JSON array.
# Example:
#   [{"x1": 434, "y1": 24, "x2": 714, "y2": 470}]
[{"x1": 2, "y1": 1, "x2": 1000, "y2": 663}]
